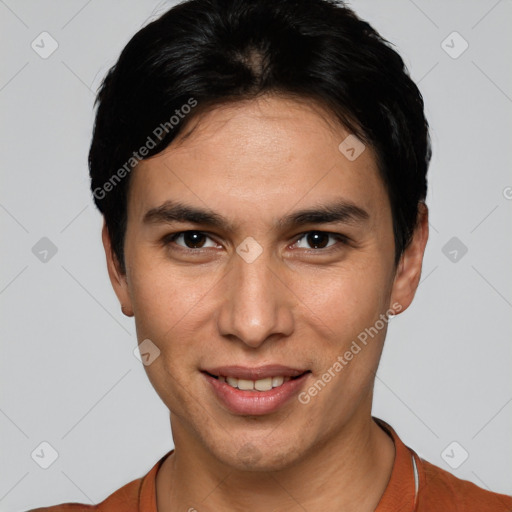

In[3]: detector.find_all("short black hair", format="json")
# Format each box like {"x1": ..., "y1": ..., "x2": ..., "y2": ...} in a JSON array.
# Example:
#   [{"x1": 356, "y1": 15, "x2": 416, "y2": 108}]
[{"x1": 89, "y1": 0, "x2": 431, "y2": 274}]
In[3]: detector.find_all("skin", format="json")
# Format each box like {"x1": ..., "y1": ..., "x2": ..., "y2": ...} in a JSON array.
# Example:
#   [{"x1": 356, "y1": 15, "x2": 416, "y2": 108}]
[{"x1": 103, "y1": 94, "x2": 429, "y2": 511}]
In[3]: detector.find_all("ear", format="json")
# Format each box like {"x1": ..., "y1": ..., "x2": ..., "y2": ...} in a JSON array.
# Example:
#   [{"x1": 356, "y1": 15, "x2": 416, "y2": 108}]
[
  {"x1": 101, "y1": 219, "x2": 134, "y2": 317},
  {"x1": 389, "y1": 203, "x2": 429, "y2": 314}
]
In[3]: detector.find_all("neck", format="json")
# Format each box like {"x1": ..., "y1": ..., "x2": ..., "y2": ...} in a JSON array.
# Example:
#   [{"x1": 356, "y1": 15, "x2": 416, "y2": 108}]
[{"x1": 156, "y1": 413, "x2": 395, "y2": 512}]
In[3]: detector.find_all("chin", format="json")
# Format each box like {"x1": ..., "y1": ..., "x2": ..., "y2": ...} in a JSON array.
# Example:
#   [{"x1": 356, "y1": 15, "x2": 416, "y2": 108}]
[{"x1": 213, "y1": 437, "x2": 306, "y2": 472}]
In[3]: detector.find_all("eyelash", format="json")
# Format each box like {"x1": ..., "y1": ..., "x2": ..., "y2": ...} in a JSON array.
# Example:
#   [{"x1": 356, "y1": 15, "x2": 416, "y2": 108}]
[{"x1": 161, "y1": 230, "x2": 350, "y2": 254}]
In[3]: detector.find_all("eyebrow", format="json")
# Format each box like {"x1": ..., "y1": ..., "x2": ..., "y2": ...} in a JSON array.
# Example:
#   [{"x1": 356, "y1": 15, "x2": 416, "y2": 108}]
[{"x1": 142, "y1": 199, "x2": 370, "y2": 231}]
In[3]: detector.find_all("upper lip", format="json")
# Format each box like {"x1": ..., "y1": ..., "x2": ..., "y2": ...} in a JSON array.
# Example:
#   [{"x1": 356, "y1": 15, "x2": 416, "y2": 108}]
[{"x1": 202, "y1": 365, "x2": 310, "y2": 380}]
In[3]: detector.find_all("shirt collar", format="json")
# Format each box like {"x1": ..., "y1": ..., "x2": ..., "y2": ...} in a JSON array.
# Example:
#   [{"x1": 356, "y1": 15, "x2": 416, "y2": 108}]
[
  {"x1": 374, "y1": 417, "x2": 418, "y2": 512},
  {"x1": 139, "y1": 450, "x2": 171, "y2": 511}
]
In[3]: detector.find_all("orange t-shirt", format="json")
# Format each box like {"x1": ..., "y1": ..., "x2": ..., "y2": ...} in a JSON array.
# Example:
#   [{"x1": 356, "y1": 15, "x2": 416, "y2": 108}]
[{"x1": 29, "y1": 420, "x2": 512, "y2": 511}]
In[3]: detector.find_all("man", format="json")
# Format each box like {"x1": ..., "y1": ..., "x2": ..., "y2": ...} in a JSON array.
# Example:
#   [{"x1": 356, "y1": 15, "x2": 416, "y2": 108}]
[{"x1": 31, "y1": 0, "x2": 512, "y2": 510}]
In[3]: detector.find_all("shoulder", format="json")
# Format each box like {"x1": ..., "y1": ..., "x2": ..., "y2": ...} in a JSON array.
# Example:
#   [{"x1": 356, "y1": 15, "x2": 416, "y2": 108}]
[
  {"x1": 25, "y1": 475, "x2": 144, "y2": 512},
  {"x1": 25, "y1": 450, "x2": 171, "y2": 512},
  {"x1": 27, "y1": 506, "x2": 95, "y2": 512},
  {"x1": 418, "y1": 457, "x2": 512, "y2": 511},
  {"x1": 374, "y1": 418, "x2": 512, "y2": 512}
]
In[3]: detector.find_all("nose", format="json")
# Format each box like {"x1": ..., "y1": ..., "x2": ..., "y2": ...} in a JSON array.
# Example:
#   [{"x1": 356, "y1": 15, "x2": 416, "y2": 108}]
[{"x1": 216, "y1": 243, "x2": 294, "y2": 349}]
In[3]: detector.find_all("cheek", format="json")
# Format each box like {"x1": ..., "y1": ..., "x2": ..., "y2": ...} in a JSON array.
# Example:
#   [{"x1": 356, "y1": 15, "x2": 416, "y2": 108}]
[
  {"x1": 126, "y1": 241, "x2": 207, "y2": 332},
  {"x1": 297, "y1": 266, "x2": 392, "y2": 421},
  {"x1": 126, "y1": 257, "x2": 212, "y2": 411},
  {"x1": 126, "y1": 251, "x2": 226, "y2": 384},
  {"x1": 293, "y1": 260, "x2": 392, "y2": 340}
]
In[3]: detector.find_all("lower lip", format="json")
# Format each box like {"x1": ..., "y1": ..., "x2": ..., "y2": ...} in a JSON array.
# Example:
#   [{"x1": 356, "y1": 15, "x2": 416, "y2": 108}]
[{"x1": 203, "y1": 372, "x2": 310, "y2": 415}]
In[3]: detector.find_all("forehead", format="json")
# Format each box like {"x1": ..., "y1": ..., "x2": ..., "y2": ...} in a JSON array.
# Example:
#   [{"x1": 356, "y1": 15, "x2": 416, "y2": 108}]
[{"x1": 127, "y1": 95, "x2": 389, "y2": 227}]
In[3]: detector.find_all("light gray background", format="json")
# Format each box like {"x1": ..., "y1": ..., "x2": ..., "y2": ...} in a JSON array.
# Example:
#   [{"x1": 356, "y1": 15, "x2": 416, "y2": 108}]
[{"x1": 1, "y1": 1, "x2": 511, "y2": 510}]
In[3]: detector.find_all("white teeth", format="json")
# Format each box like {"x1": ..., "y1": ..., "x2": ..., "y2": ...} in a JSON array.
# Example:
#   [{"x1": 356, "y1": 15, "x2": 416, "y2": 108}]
[
  {"x1": 255, "y1": 377, "x2": 273, "y2": 391},
  {"x1": 237, "y1": 379, "x2": 254, "y2": 391},
  {"x1": 220, "y1": 375, "x2": 291, "y2": 391},
  {"x1": 272, "y1": 376, "x2": 284, "y2": 387},
  {"x1": 226, "y1": 376, "x2": 238, "y2": 387}
]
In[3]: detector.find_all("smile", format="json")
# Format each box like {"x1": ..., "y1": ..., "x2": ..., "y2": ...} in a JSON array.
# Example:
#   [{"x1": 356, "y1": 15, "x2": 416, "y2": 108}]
[
  {"x1": 201, "y1": 366, "x2": 312, "y2": 415},
  {"x1": 205, "y1": 373, "x2": 308, "y2": 391}
]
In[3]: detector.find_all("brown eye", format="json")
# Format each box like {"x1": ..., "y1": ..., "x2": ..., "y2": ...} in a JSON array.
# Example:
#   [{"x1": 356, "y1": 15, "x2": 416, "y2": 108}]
[
  {"x1": 306, "y1": 231, "x2": 331, "y2": 249},
  {"x1": 164, "y1": 231, "x2": 218, "y2": 249},
  {"x1": 181, "y1": 231, "x2": 207, "y2": 248},
  {"x1": 293, "y1": 231, "x2": 344, "y2": 250}
]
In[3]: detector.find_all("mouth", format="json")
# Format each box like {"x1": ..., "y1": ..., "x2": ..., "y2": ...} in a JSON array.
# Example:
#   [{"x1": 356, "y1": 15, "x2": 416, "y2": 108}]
[
  {"x1": 201, "y1": 365, "x2": 312, "y2": 415},
  {"x1": 202, "y1": 371, "x2": 310, "y2": 392}
]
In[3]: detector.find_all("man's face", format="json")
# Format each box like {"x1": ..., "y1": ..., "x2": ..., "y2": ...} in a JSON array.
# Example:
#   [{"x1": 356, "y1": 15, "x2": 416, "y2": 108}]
[{"x1": 105, "y1": 95, "x2": 424, "y2": 471}]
